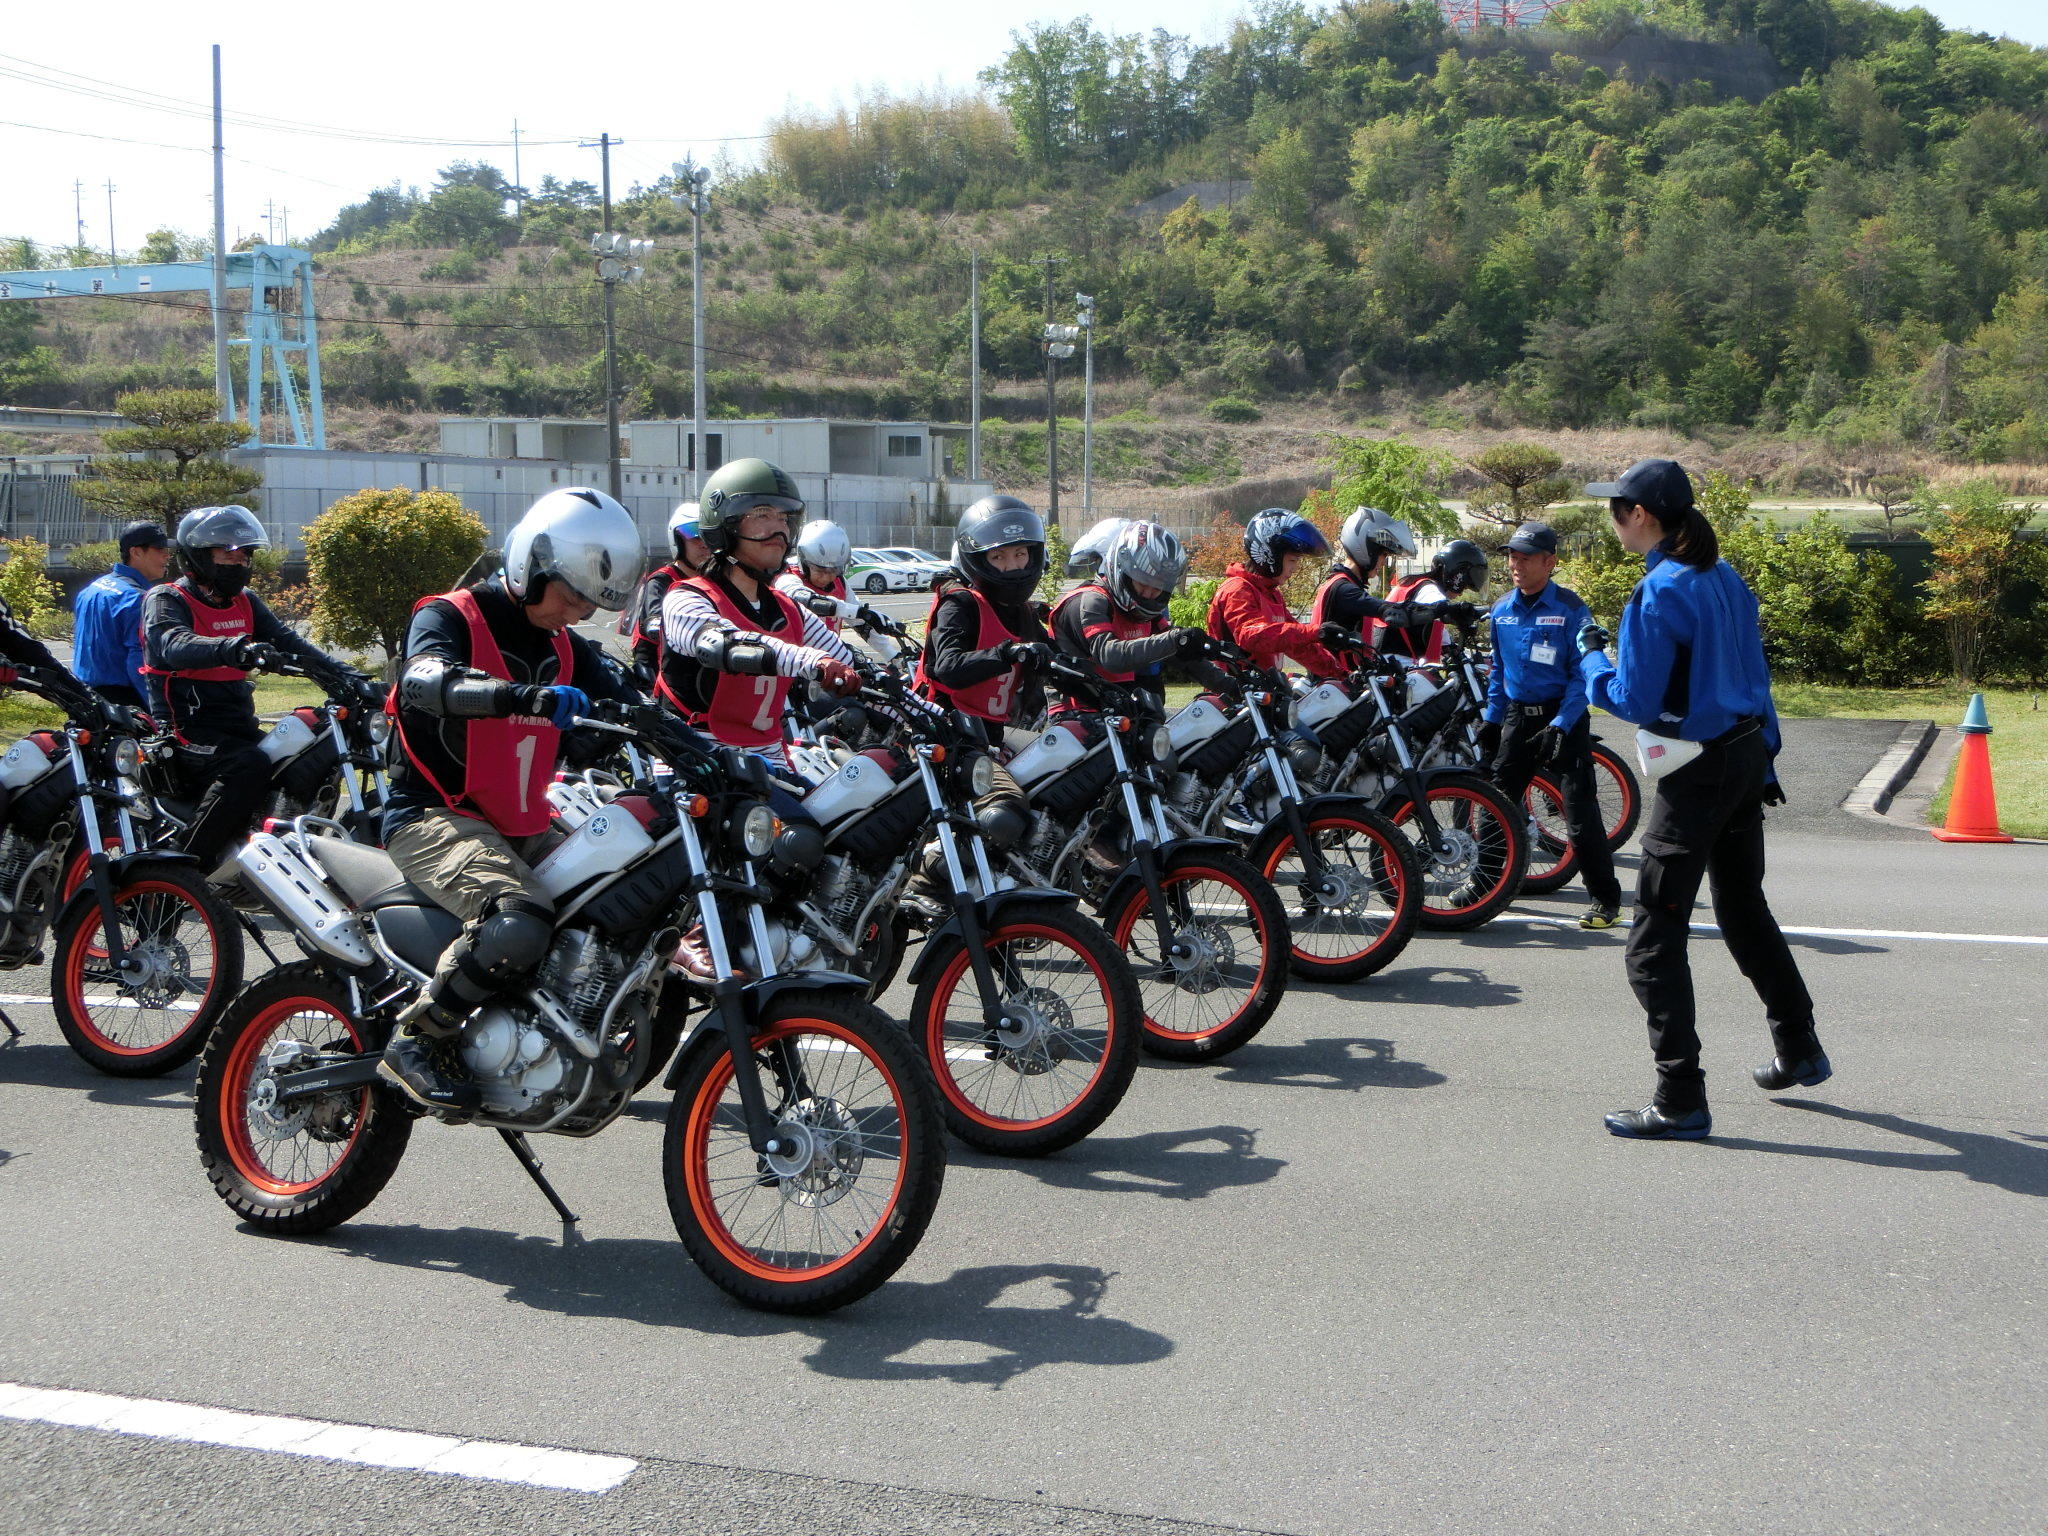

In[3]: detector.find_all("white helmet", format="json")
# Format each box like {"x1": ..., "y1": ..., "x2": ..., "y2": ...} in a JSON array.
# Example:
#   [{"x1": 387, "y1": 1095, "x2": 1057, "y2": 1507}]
[
  {"x1": 1340, "y1": 505, "x2": 1416, "y2": 567},
  {"x1": 668, "y1": 501, "x2": 701, "y2": 544},
  {"x1": 504, "y1": 487, "x2": 644, "y2": 611},
  {"x1": 1100, "y1": 521, "x2": 1187, "y2": 620},
  {"x1": 1065, "y1": 517, "x2": 1130, "y2": 578},
  {"x1": 794, "y1": 519, "x2": 851, "y2": 576}
]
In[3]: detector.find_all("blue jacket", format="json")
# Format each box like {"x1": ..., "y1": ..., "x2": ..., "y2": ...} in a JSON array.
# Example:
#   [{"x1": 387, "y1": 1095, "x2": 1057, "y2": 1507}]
[
  {"x1": 1579, "y1": 548, "x2": 1780, "y2": 757},
  {"x1": 1484, "y1": 581, "x2": 1592, "y2": 731},
  {"x1": 72, "y1": 563, "x2": 153, "y2": 694}
]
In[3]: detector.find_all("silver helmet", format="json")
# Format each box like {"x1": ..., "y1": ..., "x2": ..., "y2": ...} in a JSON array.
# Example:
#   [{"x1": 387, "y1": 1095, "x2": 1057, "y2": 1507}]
[
  {"x1": 504, "y1": 487, "x2": 643, "y2": 611},
  {"x1": 175, "y1": 505, "x2": 269, "y2": 598},
  {"x1": 1100, "y1": 521, "x2": 1187, "y2": 620},
  {"x1": 1065, "y1": 517, "x2": 1130, "y2": 578},
  {"x1": 794, "y1": 519, "x2": 851, "y2": 576},
  {"x1": 1340, "y1": 505, "x2": 1416, "y2": 568}
]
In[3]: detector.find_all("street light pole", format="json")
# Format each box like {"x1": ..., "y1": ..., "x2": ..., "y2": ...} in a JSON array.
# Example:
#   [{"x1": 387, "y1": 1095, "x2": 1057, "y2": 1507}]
[
  {"x1": 1077, "y1": 292, "x2": 1096, "y2": 518},
  {"x1": 673, "y1": 159, "x2": 710, "y2": 496},
  {"x1": 968, "y1": 249, "x2": 981, "y2": 483},
  {"x1": 209, "y1": 44, "x2": 232, "y2": 426},
  {"x1": 587, "y1": 136, "x2": 650, "y2": 505}
]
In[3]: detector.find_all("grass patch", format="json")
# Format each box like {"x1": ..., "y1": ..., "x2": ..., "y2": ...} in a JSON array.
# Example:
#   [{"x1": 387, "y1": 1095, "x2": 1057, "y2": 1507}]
[{"x1": 1772, "y1": 682, "x2": 2047, "y2": 838}]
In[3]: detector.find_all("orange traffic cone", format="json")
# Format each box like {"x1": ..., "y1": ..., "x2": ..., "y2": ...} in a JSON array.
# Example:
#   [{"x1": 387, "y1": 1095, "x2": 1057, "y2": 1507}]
[{"x1": 1932, "y1": 693, "x2": 2013, "y2": 844}]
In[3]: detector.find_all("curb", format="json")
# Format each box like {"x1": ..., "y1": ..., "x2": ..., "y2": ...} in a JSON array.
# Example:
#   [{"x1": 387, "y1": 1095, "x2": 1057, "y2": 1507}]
[{"x1": 1842, "y1": 719, "x2": 1939, "y2": 823}]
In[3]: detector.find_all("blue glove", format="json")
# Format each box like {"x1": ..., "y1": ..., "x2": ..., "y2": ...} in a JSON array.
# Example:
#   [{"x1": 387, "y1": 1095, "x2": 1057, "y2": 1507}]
[{"x1": 547, "y1": 685, "x2": 591, "y2": 730}]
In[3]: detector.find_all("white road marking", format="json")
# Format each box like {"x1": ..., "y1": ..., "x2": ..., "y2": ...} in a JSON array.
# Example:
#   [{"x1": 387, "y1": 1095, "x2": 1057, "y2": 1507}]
[
  {"x1": 0, "y1": 995, "x2": 197, "y2": 1010},
  {"x1": 1501, "y1": 911, "x2": 2048, "y2": 947},
  {"x1": 0, "y1": 1383, "x2": 636, "y2": 1493}
]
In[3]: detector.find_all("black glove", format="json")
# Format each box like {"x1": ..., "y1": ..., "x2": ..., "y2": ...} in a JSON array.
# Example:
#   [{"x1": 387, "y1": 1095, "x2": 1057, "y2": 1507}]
[
  {"x1": 805, "y1": 594, "x2": 840, "y2": 619},
  {"x1": 1476, "y1": 719, "x2": 1502, "y2": 759},
  {"x1": 1443, "y1": 602, "x2": 1480, "y2": 629},
  {"x1": 1001, "y1": 640, "x2": 1051, "y2": 670},
  {"x1": 1578, "y1": 622, "x2": 1610, "y2": 656},
  {"x1": 1318, "y1": 622, "x2": 1361, "y2": 652},
  {"x1": 1175, "y1": 628, "x2": 1215, "y2": 659},
  {"x1": 859, "y1": 606, "x2": 906, "y2": 639},
  {"x1": 1534, "y1": 724, "x2": 1567, "y2": 767},
  {"x1": 237, "y1": 640, "x2": 282, "y2": 672},
  {"x1": 1762, "y1": 780, "x2": 1786, "y2": 807},
  {"x1": 511, "y1": 683, "x2": 553, "y2": 718}
]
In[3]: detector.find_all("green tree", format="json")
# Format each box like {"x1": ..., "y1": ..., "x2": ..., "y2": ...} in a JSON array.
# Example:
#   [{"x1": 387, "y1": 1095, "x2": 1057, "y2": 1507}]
[
  {"x1": 302, "y1": 488, "x2": 488, "y2": 661},
  {"x1": 1321, "y1": 436, "x2": 1460, "y2": 539},
  {"x1": 75, "y1": 389, "x2": 261, "y2": 524},
  {"x1": 0, "y1": 539, "x2": 66, "y2": 638},
  {"x1": 1918, "y1": 480, "x2": 2048, "y2": 685},
  {"x1": 1466, "y1": 443, "x2": 1575, "y2": 528},
  {"x1": 0, "y1": 303, "x2": 59, "y2": 396}
]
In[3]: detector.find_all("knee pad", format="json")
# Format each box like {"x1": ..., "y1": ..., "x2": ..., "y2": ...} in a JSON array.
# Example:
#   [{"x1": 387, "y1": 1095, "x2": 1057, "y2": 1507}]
[{"x1": 441, "y1": 896, "x2": 553, "y2": 1009}]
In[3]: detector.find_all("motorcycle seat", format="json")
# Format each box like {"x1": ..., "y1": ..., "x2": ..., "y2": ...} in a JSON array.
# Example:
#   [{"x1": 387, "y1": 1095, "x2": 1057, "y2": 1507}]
[
  {"x1": 371, "y1": 905, "x2": 464, "y2": 973},
  {"x1": 307, "y1": 835, "x2": 439, "y2": 912}
]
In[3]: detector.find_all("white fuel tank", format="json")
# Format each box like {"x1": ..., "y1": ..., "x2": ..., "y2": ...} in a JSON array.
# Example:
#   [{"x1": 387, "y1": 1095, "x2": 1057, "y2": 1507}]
[
  {"x1": 258, "y1": 710, "x2": 320, "y2": 765},
  {"x1": 1293, "y1": 680, "x2": 1355, "y2": 733},
  {"x1": 0, "y1": 733, "x2": 60, "y2": 791},
  {"x1": 533, "y1": 804, "x2": 656, "y2": 900},
  {"x1": 803, "y1": 749, "x2": 903, "y2": 827},
  {"x1": 1166, "y1": 696, "x2": 1232, "y2": 753},
  {"x1": 1006, "y1": 721, "x2": 1091, "y2": 788}
]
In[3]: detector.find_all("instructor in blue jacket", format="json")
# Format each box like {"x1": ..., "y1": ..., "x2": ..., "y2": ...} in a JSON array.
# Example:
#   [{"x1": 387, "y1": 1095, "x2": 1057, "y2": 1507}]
[
  {"x1": 73, "y1": 521, "x2": 171, "y2": 710},
  {"x1": 1575, "y1": 459, "x2": 1826, "y2": 1142},
  {"x1": 1480, "y1": 520, "x2": 1624, "y2": 930}
]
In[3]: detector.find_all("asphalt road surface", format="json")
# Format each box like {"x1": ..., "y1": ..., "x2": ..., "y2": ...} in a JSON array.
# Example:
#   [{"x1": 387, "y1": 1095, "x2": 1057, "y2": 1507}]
[{"x1": 3, "y1": 720, "x2": 2044, "y2": 1535}]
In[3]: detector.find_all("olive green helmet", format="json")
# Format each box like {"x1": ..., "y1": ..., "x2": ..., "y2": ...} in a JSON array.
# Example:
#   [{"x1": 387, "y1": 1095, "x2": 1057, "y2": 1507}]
[{"x1": 697, "y1": 458, "x2": 804, "y2": 558}]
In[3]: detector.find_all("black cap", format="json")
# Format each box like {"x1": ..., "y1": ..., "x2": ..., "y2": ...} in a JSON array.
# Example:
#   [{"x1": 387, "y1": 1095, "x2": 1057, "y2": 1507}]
[
  {"x1": 1504, "y1": 521, "x2": 1557, "y2": 555},
  {"x1": 118, "y1": 521, "x2": 169, "y2": 556},
  {"x1": 1584, "y1": 458, "x2": 1695, "y2": 517}
]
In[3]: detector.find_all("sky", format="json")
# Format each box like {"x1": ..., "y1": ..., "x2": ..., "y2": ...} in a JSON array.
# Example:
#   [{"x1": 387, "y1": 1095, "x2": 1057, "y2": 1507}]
[{"x1": 1, "y1": 0, "x2": 2042, "y2": 260}]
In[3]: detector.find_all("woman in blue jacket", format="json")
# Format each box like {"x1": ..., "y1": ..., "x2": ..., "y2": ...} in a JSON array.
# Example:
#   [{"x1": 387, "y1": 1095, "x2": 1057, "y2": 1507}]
[{"x1": 1576, "y1": 459, "x2": 1827, "y2": 1141}]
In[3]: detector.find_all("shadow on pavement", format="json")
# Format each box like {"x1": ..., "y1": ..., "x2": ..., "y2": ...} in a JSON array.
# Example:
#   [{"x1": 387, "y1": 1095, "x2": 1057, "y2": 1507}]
[
  {"x1": 315, "y1": 1225, "x2": 1172, "y2": 1387},
  {"x1": 1713, "y1": 1100, "x2": 2048, "y2": 1198},
  {"x1": 951, "y1": 1123, "x2": 1287, "y2": 1200},
  {"x1": 1339, "y1": 963, "x2": 1522, "y2": 1010},
  {"x1": 1206, "y1": 1034, "x2": 1447, "y2": 1093},
  {"x1": 0, "y1": 1040, "x2": 194, "y2": 1111}
]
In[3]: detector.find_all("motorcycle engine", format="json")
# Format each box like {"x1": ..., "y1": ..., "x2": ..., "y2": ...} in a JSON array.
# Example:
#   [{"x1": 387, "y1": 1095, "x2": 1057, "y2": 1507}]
[
  {"x1": 0, "y1": 833, "x2": 60, "y2": 966},
  {"x1": 456, "y1": 929, "x2": 624, "y2": 1120}
]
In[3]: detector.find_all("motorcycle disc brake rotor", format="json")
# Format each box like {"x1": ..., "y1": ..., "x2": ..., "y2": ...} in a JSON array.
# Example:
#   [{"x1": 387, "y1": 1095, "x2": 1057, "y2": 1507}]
[
  {"x1": 989, "y1": 985, "x2": 1073, "y2": 1076},
  {"x1": 1168, "y1": 919, "x2": 1235, "y2": 995},
  {"x1": 118, "y1": 933, "x2": 194, "y2": 1009},
  {"x1": 766, "y1": 1096, "x2": 864, "y2": 1207},
  {"x1": 1428, "y1": 826, "x2": 1482, "y2": 883},
  {"x1": 248, "y1": 1040, "x2": 319, "y2": 1142}
]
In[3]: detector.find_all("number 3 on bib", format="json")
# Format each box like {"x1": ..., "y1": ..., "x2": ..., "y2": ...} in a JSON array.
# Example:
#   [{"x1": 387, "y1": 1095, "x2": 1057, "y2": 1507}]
[{"x1": 987, "y1": 672, "x2": 1016, "y2": 717}]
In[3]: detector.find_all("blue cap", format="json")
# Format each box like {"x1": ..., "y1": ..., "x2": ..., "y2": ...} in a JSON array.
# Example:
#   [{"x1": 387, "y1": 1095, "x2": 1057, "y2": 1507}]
[{"x1": 1585, "y1": 458, "x2": 1695, "y2": 517}]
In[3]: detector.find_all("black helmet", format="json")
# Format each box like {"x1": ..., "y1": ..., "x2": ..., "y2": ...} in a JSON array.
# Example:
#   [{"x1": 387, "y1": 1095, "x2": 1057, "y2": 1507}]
[
  {"x1": 953, "y1": 495, "x2": 1045, "y2": 605},
  {"x1": 698, "y1": 458, "x2": 804, "y2": 565},
  {"x1": 175, "y1": 505, "x2": 268, "y2": 599},
  {"x1": 1430, "y1": 539, "x2": 1489, "y2": 595},
  {"x1": 1242, "y1": 509, "x2": 1329, "y2": 578}
]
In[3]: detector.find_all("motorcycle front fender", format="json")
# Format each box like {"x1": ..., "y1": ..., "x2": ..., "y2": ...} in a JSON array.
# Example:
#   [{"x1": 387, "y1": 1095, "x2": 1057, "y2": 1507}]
[
  {"x1": 1095, "y1": 837, "x2": 1237, "y2": 920},
  {"x1": 901, "y1": 887, "x2": 1076, "y2": 988},
  {"x1": 665, "y1": 969, "x2": 877, "y2": 1088}
]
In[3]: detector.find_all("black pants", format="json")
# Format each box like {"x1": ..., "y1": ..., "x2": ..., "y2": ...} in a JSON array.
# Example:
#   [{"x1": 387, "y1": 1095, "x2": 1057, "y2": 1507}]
[
  {"x1": 1625, "y1": 728, "x2": 1816, "y2": 1111},
  {"x1": 177, "y1": 727, "x2": 279, "y2": 872},
  {"x1": 1491, "y1": 709, "x2": 1622, "y2": 909}
]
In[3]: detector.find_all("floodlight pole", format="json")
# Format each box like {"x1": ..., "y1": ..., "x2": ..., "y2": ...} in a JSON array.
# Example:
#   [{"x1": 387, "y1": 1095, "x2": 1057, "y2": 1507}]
[
  {"x1": 674, "y1": 159, "x2": 710, "y2": 497},
  {"x1": 1077, "y1": 292, "x2": 1096, "y2": 518},
  {"x1": 587, "y1": 132, "x2": 622, "y2": 500},
  {"x1": 209, "y1": 45, "x2": 232, "y2": 424}
]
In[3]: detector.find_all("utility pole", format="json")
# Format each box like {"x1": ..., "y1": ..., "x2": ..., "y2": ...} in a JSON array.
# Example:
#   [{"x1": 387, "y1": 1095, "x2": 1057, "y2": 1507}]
[
  {"x1": 1077, "y1": 292, "x2": 1096, "y2": 518},
  {"x1": 263, "y1": 199, "x2": 275, "y2": 244},
  {"x1": 73, "y1": 181, "x2": 85, "y2": 254},
  {"x1": 968, "y1": 250, "x2": 981, "y2": 483},
  {"x1": 511, "y1": 121, "x2": 524, "y2": 226},
  {"x1": 209, "y1": 44, "x2": 233, "y2": 426},
  {"x1": 105, "y1": 180, "x2": 117, "y2": 269},
  {"x1": 584, "y1": 132, "x2": 622, "y2": 500},
  {"x1": 673, "y1": 158, "x2": 710, "y2": 496},
  {"x1": 1038, "y1": 257, "x2": 1068, "y2": 530},
  {"x1": 280, "y1": 206, "x2": 290, "y2": 247}
]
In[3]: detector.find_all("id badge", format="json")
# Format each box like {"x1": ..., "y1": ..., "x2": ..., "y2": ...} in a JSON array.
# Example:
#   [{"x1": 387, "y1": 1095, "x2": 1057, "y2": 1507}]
[{"x1": 1530, "y1": 642, "x2": 1558, "y2": 666}]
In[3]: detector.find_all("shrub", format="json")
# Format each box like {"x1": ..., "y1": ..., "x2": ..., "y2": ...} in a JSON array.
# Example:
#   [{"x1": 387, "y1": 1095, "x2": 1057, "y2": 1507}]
[
  {"x1": 1170, "y1": 577, "x2": 1220, "y2": 632},
  {"x1": 302, "y1": 488, "x2": 489, "y2": 662},
  {"x1": 0, "y1": 538, "x2": 67, "y2": 637},
  {"x1": 1208, "y1": 396, "x2": 1262, "y2": 423}
]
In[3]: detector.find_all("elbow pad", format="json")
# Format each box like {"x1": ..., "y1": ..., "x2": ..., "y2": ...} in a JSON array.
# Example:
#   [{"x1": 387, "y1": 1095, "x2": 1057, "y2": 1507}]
[
  {"x1": 691, "y1": 630, "x2": 777, "y2": 676},
  {"x1": 400, "y1": 658, "x2": 515, "y2": 718}
]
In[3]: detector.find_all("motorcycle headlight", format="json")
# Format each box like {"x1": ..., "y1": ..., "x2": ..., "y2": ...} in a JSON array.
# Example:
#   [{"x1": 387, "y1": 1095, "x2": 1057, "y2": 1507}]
[
  {"x1": 968, "y1": 753, "x2": 996, "y2": 798},
  {"x1": 112, "y1": 738, "x2": 143, "y2": 777},
  {"x1": 363, "y1": 710, "x2": 391, "y2": 746},
  {"x1": 732, "y1": 802, "x2": 779, "y2": 859},
  {"x1": 1149, "y1": 725, "x2": 1174, "y2": 763}
]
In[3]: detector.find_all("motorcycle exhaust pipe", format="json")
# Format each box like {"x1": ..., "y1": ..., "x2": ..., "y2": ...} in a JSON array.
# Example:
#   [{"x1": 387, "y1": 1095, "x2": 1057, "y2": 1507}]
[{"x1": 234, "y1": 832, "x2": 377, "y2": 966}]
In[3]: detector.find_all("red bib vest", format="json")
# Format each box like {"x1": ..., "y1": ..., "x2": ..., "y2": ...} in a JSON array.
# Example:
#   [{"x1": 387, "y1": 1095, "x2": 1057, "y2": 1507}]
[
  {"x1": 1375, "y1": 575, "x2": 1443, "y2": 663},
  {"x1": 789, "y1": 565, "x2": 850, "y2": 632},
  {"x1": 140, "y1": 584, "x2": 252, "y2": 684},
  {"x1": 391, "y1": 587, "x2": 569, "y2": 837},
  {"x1": 1050, "y1": 582, "x2": 1161, "y2": 684},
  {"x1": 915, "y1": 586, "x2": 1025, "y2": 721},
  {"x1": 659, "y1": 575, "x2": 802, "y2": 749}
]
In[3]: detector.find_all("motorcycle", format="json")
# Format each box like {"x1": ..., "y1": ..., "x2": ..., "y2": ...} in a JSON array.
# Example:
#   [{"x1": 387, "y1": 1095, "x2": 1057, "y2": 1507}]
[
  {"x1": 193, "y1": 701, "x2": 945, "y2": 1315},
  {"x1": 0, "y1": 664, "x2": 241, "y2": 1076},
  {"x1": 1005, "y1": 656, "x2": 1290, "y2": 1062},
  {"x1": 1294, "y1": 632, "x2": 1529, "y2": 930},
  {"x1": 1154, "y1": 641, "x2": 1422, "y2": 982},
  {"x1": 789, "y1": 665, "x2": 1142, "y2": 1156}
]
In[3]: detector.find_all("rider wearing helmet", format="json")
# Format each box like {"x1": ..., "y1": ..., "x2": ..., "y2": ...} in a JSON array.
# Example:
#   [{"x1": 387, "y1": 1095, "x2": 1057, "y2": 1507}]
[
  {"x1": 141, "y1": 505, "x2": 369, "y2": 874},
  {"x1": 1376, "y1": 537, "x2": 1487, "y2": 663},
  {"x1": 620, "y1": 502, "x2": 708, "y2": 686},
  {"x1": 1206, "y1": 509, "x2": 1340, "y2": 676},
  {"x1": 379, "y1": 486, "x2": 646, "y2": 1110},
  {"x1": 1063, "y1": 517, "x2": 1131, "y2": 580},
  {"x1": 657, "y1": 458, "x2": 862, "y2": 765},
  {"x1": 1049, "y1": 520, "x2": 1215, "y2": 709},
  {"x1": 775, "y1": 518, "x2": 909, "y2": 661},
  {"x1": 914, "y1": 495, "x2": 1052, "y2": 735}
]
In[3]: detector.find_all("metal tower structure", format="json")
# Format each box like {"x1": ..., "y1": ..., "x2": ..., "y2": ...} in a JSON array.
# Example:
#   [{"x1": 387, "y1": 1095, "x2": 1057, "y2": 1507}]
[
  {"x1": 0, "y1": 243, "x2": 324, "y2": 449},
  {"x1": 1439, "y1": 0, "x2": 1569, "y2": 29}
]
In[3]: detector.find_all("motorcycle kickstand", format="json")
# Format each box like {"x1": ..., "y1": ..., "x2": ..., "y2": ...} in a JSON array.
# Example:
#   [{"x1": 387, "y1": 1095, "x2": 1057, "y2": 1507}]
[
  {"x1": 498, "y1": 1129, "x2": 579, "y2": 1231},
  {"x1": 0, "y1": 1003, "x2": 19, "y2": 1040},
  {"x1": 236, "y1": 910, "x2": 285, "y2": 969}
]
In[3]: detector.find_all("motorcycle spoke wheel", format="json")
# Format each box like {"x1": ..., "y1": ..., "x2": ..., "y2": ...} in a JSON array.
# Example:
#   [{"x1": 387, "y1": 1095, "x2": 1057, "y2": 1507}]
[
  {"x1": 1108, "y1": 850, "x2": 1288, "y2": 1061},
  {"x1": 912, "y1": 904, "x2": 1139, "y2": 1155},
  {"x1": 194, "y1": 963, "x2": 409, "y2": 1234},
  {"x1": 1590, "y1": 746, "x2": 1640, "y2": 850},
  {"x1": 1518, "y1": 775, "x2": 1578, "y2": 894},
  {"x1": 666, "y1": 992, "x2": 943, "y2": 1313},
  {"x1": 1390, "y1": 776, "x2": 1528, "y2": 931},
  {"x1": 53, "y1": 866, "x2": 241, "y2": 1077},
  {"x1": 1256, "y1": 811, "x2": 1420, "y2": 981}
]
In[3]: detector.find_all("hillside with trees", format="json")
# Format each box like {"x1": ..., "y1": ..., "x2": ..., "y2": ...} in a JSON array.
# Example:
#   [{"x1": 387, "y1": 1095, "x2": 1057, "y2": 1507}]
[{"x1": 5, "y1": 0, "x2": 2048, "y2": 495}]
